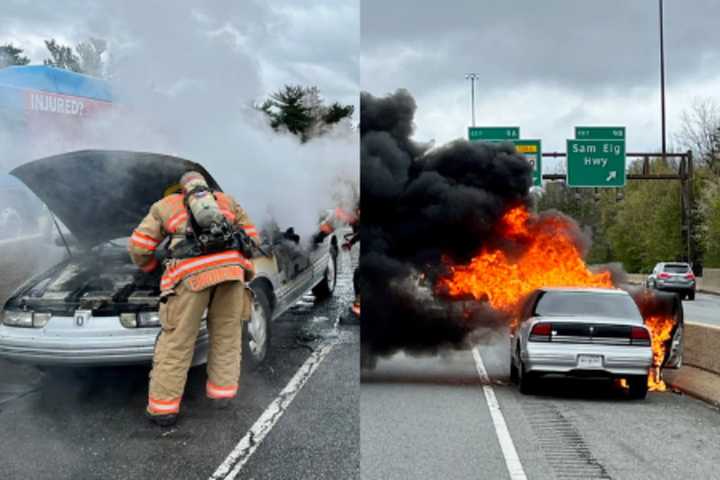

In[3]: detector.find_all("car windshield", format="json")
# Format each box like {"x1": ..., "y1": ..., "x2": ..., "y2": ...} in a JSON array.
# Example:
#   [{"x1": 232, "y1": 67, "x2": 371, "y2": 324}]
[
  {"x1": 533, "y1": 291, "x2": 642, "y2": 320},
  {"x1": 663, "y1": 264, "x2": 689, "y2": 273}
]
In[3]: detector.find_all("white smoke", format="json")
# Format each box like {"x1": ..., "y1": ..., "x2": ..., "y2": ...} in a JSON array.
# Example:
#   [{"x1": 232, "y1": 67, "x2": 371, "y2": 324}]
[{"x1": 0, "y1": 0, "x2": 359, "y2": 241}]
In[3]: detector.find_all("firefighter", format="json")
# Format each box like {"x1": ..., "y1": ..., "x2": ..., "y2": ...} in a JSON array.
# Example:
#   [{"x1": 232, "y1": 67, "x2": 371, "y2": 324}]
[
  {"x1": 342, "y1": 210, "x2": 360, "y2": 318},
  {"x1": 128, "y1": 171, "x2": 258, "y2": 426},
  {"x1": 317, "y1": 205, "x2": 360, "y2": 320}
]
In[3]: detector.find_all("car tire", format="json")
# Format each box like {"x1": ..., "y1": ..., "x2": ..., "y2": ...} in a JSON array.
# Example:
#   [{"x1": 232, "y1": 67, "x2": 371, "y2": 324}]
[
  {"x1": 518, "y1": 361, "x2": 537, "y2": 395},
  {"x1": 312, "y1": 247, "x2": 338, "y2": 301},
  {"x1": 688, "y1": 290, "x2": 695, "y2": 301},
  {"x1": 627, "y1": 375, "x2": 648, "y2": 400},
  {"x1": 243, "y1": 286, "x2": 272, "y2": 370}
]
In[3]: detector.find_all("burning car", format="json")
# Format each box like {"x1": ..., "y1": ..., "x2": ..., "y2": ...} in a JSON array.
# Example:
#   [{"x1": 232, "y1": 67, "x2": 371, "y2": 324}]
[
  {"x1": 509, "y1": 287, "x2": 683, "y2": 399},
  {"x1": 0, "y1": 150, "x2": 338, "y2": 368}
]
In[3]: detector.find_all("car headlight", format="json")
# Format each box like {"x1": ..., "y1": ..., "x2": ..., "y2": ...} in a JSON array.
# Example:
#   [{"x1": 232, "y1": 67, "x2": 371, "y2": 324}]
[
  {"x1": 119, "y1": 313, "x2": 137, "y2": 328},
  {"x1": 33, "y1": 313, "x2": 51, "y2": 328},
  {"x1": 2, "y1": 310, "x2": 51, "y2": 328},
  {"x1": 137, "y1": 311, "x2": 161, "y2": 328}
]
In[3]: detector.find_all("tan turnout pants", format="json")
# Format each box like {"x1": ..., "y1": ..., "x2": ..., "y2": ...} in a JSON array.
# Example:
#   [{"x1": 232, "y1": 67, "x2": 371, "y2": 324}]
[{"x1": 147, "y1": 280, "x2": 249, "y2": 416}]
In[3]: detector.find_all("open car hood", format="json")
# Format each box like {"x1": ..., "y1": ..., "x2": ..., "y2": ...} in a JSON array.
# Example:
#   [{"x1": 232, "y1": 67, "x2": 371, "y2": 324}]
[{"x1": 10, "y1": 150, "x2": 221, "y2": 247}]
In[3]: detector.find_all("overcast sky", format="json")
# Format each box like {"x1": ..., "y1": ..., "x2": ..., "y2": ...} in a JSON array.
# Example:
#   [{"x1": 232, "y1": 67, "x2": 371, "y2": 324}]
[
  {"x1": 0, "y1": 0, "x2": 359, "y2": 110},
  {"x1": 362, "y1": 0, "x2": 720, "y2": 156}
]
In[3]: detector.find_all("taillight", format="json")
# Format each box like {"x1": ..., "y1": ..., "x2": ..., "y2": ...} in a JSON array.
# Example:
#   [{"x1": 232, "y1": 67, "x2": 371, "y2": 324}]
[
  {"x1": 686, "y1": 272, "x2": 695, "y2": 280},
  {"x1": 630, "y1": 326, "x2": 651, "y2": 346},
  {"x1": 657, "y1": 272, "x2": 670, "y2": 279},
  {"x1": 529, "y1": 322, "x2": 552, "y2": 342}
]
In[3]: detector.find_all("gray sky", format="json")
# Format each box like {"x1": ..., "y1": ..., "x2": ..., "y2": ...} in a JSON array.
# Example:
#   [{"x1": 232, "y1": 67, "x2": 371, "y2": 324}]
[
  {"x1": 0, "y1": 0, "x2": 359, "y2": 110},
  {"x1": 361, "y1": 0, "x2": 720, "y2": 155}
]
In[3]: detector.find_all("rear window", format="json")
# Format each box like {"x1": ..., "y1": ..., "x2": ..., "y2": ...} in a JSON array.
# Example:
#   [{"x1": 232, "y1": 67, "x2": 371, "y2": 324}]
[
  {"x1": 533, "y1": 291, "x2": 642, "y2": 320},
  {"x1": 663, "y1": 264, "x2": 690, "y2": 273}
]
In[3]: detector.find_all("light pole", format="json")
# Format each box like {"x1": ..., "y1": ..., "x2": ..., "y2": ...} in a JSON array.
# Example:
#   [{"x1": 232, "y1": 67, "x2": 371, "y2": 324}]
[
  {"x1": 465, "y1": 73, "x2": 479, "y2": 127},
  {"x1": 659, "y1": 0, "x2": 666, "y2": 161}
]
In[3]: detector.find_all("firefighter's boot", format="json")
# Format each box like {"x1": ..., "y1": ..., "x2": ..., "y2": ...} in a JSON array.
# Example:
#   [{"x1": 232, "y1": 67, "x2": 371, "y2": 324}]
[{"x1": 145, "y1": 411, "x2": 178, "y2": 427}]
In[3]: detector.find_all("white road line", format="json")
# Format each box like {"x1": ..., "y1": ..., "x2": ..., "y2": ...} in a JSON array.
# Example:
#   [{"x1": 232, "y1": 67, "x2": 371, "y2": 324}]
[
  {"x1": 472, "y1": 347, "x2": 528, "y2": 480},
  {"x1": 210, "y1": 340, "x2": 337, "y2": 480}
]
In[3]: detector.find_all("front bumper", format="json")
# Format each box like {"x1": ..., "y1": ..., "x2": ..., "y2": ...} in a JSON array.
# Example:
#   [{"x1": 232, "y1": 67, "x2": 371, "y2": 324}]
[
  {"x1": 0, "y1": 315, "x2": 209, "y2": 366},
  {"x1": 523, "y1": 342, "x2": 652, "y2": 377}
]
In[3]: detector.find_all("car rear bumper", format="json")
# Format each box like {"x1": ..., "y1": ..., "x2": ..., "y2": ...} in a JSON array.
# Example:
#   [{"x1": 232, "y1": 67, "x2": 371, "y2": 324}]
[
  {"x1": 523, "y1": 342, "x2": 653, "y2": 377},
  {"x1": 0, "y1": 319, "x2": 209, "y2": 366},
  {"x1": 654, "y1": 281, "x2": 695, "y2": 292}
]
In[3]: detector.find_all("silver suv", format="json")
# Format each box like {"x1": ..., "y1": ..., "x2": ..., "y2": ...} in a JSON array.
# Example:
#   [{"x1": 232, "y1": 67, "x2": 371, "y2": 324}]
[{"x1": 647, "y1": 262, "x2": 696, "y2": 300}]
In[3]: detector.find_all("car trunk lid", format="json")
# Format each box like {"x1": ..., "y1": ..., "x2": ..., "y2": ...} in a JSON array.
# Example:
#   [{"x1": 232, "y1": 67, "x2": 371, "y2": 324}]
[{"x1": 529, "y1": 316, "x2": 650, "y2": 346}]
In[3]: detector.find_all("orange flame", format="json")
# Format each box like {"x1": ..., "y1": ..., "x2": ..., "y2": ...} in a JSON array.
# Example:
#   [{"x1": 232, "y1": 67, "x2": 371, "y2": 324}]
[
  {"x1": 439, "y1": 206, "x2": 675, "y2": 391},
  {"x1": 439, "y1": 206, "x2": 612, "y2": 317},
  {"x1": 645, "y1": 314, "x2": 675, "y2": 391}
]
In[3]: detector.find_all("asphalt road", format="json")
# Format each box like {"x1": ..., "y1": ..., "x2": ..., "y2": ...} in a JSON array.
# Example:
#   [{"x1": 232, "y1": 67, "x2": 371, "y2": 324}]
[
  {"x1": 361, "y1": 337, "x2": 720, "y2": 480},
  {"x1": 683, "y1": 292, "x2": 720, "y2": 326},
  {"x1": 0, "y1": 245, "x2": 359, "y2": 480}
]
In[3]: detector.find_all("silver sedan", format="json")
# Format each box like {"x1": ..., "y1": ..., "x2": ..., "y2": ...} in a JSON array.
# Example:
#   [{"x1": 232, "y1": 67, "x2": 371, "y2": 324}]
[
  {"x1": 0, "y1": 150, "x2": 338, "y2": 369},
  {"x1": 510, "y1": 287, "x2": 653, "y2": 399}
]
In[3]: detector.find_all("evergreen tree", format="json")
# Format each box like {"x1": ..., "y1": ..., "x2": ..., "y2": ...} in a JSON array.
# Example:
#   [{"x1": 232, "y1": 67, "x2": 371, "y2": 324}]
[{"x1": 0, "y1": 44, "x2": 30, "y2": 68}]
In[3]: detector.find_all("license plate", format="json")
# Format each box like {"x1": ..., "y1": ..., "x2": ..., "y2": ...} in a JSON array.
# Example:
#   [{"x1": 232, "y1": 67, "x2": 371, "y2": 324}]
[{"x1": 577, "y1": 355, "x2": 603, "y2": 369}]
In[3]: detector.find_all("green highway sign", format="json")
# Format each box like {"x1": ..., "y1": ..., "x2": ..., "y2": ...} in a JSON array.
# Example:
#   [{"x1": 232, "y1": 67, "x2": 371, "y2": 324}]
[
  {"x1": 468, "y1": 126, "x2": 520, "y2": 141},
  {"x1": 575, "y1": 126, "x2": 625, "y2": 140},
  {"x1": 513, "y1": 139, "x2": 542, "y2": 187},
  {"x1": 567, "y1": 139, "x2": 626, "y2": 188}
]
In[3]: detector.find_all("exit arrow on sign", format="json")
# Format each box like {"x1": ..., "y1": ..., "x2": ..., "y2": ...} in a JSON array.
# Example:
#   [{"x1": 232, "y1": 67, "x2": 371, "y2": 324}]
[{"x1": 606, "y1": 171, "x2": 617, "y2": 182}]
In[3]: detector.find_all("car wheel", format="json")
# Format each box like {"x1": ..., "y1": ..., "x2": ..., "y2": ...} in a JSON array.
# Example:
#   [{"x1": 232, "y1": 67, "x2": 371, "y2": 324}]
[
  {"x1": 312, "y1": 247, "x2": 338, "y2": 301},
  {"x1": 243, "y1": 287, "x2": 271, "y2": 370},
  {"x1": 518, "y1": 360, "x2": 537, "y2": 395},
  {"x1": 627, "y1": 375, "x2": 648, "y2": 400},
  {"x1": 688, "y1": 290, "x2": 695, "y2": 301}
]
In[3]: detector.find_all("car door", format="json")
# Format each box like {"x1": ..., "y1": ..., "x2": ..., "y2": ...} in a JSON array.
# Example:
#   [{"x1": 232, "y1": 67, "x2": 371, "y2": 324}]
[
  {"x1": 648, "y1": 264, "x2": 659, "y2": 287},
  {"x1": 664, "y1": 293, "x2": 684, "y2": 369}
]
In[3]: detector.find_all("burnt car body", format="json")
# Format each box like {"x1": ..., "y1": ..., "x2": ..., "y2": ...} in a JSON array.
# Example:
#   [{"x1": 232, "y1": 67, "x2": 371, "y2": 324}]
[
  {"x1": 0, "y1": 150, "x2": 338, "y2": 367},
  {"x1": 510, "y1": 287, "x2": 683, "y2": 400}
]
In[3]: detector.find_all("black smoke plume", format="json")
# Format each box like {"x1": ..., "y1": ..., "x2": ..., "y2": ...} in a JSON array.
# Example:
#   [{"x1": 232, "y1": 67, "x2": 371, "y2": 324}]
[{"x1": 360, "y1": 89, "x2": 533, "y2": 361}]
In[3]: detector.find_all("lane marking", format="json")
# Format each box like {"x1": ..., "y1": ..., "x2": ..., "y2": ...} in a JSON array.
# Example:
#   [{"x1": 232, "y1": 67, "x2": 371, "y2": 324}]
[
  {"x1": 210, "y1": 339, "x2": 337, "y2": 480},
  {"x1": 472, "y1": 347, "x2": 528, "y2": 480}
]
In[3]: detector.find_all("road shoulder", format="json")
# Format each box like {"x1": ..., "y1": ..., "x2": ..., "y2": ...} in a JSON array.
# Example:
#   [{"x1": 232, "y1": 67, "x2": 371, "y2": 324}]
[{"x1": 666, "y1": 366, "x2": 720, "y2": 409}]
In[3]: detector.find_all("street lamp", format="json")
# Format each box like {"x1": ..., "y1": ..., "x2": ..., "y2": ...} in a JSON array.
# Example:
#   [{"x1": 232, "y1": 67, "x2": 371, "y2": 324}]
[
  {"x1": 659, "y1": 0, "x2": 667, "y2": 161},
  {"x1": 465, "y1": 73, "x2": 479, "y2": 127}
]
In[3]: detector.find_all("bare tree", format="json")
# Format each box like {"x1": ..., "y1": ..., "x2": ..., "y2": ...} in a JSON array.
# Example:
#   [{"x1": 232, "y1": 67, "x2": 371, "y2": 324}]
[{"x1": 675, "y1": 97, "x2": 720, "y2": 172}]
